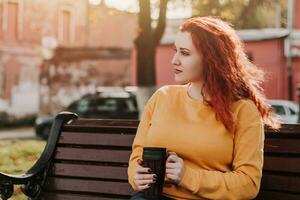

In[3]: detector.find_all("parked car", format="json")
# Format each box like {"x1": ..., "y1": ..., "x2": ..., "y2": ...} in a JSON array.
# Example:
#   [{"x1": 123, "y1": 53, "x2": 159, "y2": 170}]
[
  {"x1": 35, "y1": 87, "x2": 139, "y2": 139},
  {"x1": 267, "y1": 99, "x2": 299, "y2": 124}
]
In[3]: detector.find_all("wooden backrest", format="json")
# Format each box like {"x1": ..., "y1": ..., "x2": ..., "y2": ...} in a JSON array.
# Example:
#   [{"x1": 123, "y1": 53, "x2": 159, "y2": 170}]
[
  {"x1": 40, "y1": 119, "x2": 138, "y2": 200},
  {"x1": 40, "y1": 117, "x2": 300, "y2": 200},
  {"x1": 255, "y1": 124, "x2": 300, "y2": 200}
]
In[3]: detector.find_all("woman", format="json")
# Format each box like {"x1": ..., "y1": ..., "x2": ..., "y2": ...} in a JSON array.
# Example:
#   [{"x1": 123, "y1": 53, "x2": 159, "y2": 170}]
[{"x1": 127, "y1": 16, "x2": 281, "y2": 200}]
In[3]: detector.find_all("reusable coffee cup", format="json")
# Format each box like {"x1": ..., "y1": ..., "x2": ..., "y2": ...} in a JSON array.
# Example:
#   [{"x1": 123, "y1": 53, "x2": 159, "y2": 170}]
[{"x1": 142, "y1": 147, "x2": 167, "y2": 200}]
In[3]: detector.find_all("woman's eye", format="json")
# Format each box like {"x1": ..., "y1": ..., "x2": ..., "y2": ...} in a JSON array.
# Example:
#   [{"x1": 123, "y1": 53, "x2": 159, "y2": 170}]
[{"x1": 181, "y1": 51, "x2": 189, "y2": 56}]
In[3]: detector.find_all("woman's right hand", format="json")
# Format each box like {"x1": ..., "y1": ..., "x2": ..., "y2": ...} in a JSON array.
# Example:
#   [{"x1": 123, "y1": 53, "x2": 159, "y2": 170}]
[{"x1": 133, "y1": 159, "x2": 157, "y2": 191}]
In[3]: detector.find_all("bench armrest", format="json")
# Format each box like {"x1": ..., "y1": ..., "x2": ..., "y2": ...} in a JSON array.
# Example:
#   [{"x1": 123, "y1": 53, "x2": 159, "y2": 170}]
[{"x1": 0, "y1": 112, "x2": 78, "y2": 200}]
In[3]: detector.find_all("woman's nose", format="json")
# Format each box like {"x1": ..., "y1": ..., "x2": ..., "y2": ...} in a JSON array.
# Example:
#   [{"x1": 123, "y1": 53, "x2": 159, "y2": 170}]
[{"x1": 171, "y1": 54, "x2": 180, "y2": 66}]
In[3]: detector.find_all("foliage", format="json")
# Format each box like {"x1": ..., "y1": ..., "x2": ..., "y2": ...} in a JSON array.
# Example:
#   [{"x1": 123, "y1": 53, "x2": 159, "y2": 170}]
[
  {"x1": 192, "y1": 0, "x2": 287, "y2": 29},
  {"x1": 0, "y1": 140, "x2": 46, "y2": 200}
]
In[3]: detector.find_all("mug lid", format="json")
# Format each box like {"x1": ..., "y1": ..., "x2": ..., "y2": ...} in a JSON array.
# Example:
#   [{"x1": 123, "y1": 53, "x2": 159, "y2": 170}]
[{"x1": 143, "y1": 147, "x2": 167, "y2": 160}]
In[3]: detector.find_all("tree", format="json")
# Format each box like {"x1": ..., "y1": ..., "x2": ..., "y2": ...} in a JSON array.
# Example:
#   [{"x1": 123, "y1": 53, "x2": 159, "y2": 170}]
[
  {"x1": 98, "y1": 0, "x2": 189, "y2": 117},
  {"x1": 192, "y1": 0, "x2": 287, "y2": 29},
  {"x1": 135, "y1": 0, "x2": 168, "y2": 87},
  {"x1": 134, "y1": 0, "x2": 169, "y2": 118}
]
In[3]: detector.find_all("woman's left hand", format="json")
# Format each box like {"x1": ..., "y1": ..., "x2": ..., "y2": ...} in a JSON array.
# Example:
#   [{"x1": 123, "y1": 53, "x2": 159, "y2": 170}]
[{"x1": 165, "y1": 151, "x2": 185, "y2": 185}]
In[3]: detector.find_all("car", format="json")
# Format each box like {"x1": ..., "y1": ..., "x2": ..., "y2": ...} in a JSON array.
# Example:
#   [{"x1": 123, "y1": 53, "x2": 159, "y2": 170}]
[
  {"x1": 267, "y1": 99, "x2": 299, "y2": 124},
  {"x1": 35, "y1": 87, "x2": 139, "y2": 139}
]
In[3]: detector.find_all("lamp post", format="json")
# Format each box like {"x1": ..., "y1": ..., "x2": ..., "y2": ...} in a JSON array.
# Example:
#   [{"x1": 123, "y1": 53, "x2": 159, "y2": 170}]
[
  {"x1": 287, "y1": 0, "x2": 295, "y2": 100},
  {"x1": 38, "y1": 36, "x2": 57, "y2": 115}
]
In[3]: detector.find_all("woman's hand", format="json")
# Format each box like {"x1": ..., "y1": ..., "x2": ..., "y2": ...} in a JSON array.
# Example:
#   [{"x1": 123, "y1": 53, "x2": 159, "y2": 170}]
[
  {"x1": 165, "y1": 151, "x2": 185, "y2": 185},
  {"x1": 133, "y1": 159, "x2": 157, "y2": 191}
]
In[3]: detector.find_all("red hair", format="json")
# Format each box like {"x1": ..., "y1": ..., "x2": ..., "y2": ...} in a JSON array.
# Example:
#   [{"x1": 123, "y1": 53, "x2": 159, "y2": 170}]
[{"x1": 180, "y1": 16, "x2": 282, "y2": 133}]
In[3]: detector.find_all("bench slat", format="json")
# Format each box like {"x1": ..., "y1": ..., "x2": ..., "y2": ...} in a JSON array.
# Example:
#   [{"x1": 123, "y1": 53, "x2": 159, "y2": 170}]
[
  {"x1": 58, "y1": 132, "x2": 135, "y2": 147},
  {"x1": 265, "y1": 138, "x2": 300, "y2": 154},
  {"x1": 50, "y1": 163, "x2": 127, "y2": 180},
  {"x1": 58, "y1": 133, "x2": 300, "y2": 153},
  {"x1": 44, "y1": 177, "x2": 134, "y2": 196},
  {"x1": 40, "y1": 192, "x2": 128, "y2": 200},
  {"x1": 62, "y1": 125, "x2": 137, "y2": 134},
  {"x1": 68, "y1": 118, "x2": 300, "y2": 134},
  {"x1": 40, "y1": 193, "x2": 125, "y2": 200},
  {"x1": 265, "y1": 124, "x2": 300, "y2": 135},
  {"x1": 263, "y1": 156, "x2": 300, "y2": 173},
  {"x1": 55, "y1": 147, "x2": 131, "y2": 163},
  {"x1": 69, "y1": 119, "x2": 139, "y2": 127},
  {"x1": 260, "y1": 174, "x2": 300, "y2": 192},
  {"x1": 255, "y1": 190, "x2": 300, "y2": 200}
]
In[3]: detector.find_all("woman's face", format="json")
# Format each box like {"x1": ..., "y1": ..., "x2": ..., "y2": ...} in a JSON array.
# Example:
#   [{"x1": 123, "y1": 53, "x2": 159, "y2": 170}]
[{"x1": 171, "y1": 31, "x2": 203, "y2": 84}]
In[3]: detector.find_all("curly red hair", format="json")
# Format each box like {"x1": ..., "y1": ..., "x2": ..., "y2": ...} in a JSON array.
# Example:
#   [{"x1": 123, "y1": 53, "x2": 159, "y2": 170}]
[{"x1": 180, "y1": 16, "x2": 282, "y2": 133}]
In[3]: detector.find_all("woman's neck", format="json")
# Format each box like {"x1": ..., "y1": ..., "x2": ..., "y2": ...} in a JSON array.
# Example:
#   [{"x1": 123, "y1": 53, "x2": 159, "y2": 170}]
[{"x1": 188, "y1": 81, "x2": 210, "y2": 101}]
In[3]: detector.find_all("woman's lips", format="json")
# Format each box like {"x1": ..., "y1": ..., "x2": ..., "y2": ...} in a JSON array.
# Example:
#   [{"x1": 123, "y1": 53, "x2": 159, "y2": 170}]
[{"x1": 174, "y1": 69, "x2": 182, "y2": 74}]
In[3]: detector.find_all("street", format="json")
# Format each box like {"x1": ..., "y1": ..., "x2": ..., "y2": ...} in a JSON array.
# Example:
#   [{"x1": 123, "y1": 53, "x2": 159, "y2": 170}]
[{"x1": 0, "y1": 126, "x2": 36, "y2": 140}]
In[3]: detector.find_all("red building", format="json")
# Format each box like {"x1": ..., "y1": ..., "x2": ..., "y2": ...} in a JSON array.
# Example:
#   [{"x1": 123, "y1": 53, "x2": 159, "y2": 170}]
[
  {"x1": 0, "y1": 1, "x2": 137, "y2": 116},
  {"x1": 131, "y1": 14, "x2": 300, "y2": 103}
]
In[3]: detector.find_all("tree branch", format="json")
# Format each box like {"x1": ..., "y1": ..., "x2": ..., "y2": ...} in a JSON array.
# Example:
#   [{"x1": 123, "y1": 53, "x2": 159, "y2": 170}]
[
  {"x1": 153, "y1": 0, "x2": 169, "y2": 46},
  {"x1": 135, "y1": 0, "x2": 152, "y2": 45}
]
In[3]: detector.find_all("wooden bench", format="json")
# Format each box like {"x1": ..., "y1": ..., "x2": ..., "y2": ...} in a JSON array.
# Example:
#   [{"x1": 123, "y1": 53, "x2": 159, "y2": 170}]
[{"x1": 0, "y1": 111, "x2": 299, "y2": 200}]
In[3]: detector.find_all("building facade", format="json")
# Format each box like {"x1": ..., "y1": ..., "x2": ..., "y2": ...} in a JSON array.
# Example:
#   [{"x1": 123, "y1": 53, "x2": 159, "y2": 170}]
[
  {"x1": 131, "y1": 12, "x2": 300, "y2": 103},
  {"x1": 0, "y1": 1, "x2": 137, "y2": 116}
]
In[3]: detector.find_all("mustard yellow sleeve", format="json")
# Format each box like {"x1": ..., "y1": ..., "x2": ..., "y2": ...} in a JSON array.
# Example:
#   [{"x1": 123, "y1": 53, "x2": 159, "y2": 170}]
[
  {"x1": 178, "y1": 100, "x2": 265, "y2": 200},
  {"x1": 127, "y1": 89, "x2": 160, "y2": 191}
]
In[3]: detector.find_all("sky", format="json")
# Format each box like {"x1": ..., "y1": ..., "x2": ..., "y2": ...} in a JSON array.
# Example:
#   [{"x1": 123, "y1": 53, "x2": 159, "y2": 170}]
[{"x1": 88, "y1": 0, "x2": 193, "y2": 19}]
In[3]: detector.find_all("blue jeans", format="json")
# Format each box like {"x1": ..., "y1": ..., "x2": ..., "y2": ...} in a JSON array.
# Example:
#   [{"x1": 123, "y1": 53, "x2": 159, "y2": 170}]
[{"x1": 130, "y1": 192, "x2": 175, "y2": 200}]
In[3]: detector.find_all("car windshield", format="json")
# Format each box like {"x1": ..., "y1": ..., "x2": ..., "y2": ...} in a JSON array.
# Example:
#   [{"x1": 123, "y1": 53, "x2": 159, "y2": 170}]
[
  {"x1": 66, "y1": 98, "x2": 90, "y2": 114},
  {"x1": 271, "y1": 105, "x2": 286, "y2": 115}
]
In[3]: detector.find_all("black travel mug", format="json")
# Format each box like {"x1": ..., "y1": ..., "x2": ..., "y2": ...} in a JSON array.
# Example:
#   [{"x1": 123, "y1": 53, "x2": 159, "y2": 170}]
[{"x1": 142, "y1": 147, "x2": 167, "y2": 200}]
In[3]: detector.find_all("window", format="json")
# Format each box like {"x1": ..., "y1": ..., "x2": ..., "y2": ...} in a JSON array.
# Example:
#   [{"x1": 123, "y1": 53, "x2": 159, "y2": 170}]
[
  {"x1": 0, "y1": 4, "x2": 2, "y2": 35},
  {"x1": 67, "y1": 98, "x2": 91, "y2": 114},
  {"x1": 62, "y1": 10, "x2": 70, "y2": 44},
  {"x1": 76, "y1": 99, "x2": 90, "y2": 113},
  {"x1": 7, "y1": 2, "x2": 18, "y2": 41},
  {"x1": 120, "y1": 99, "x2": 137, "y2": 112},
  {"x1": 96, "y1": 98, "x2": 118, "y2": 112},
  {"x1": 272, "y1": 105, "x2": 286, "y2": 115},
  {"x1": 2, "y1": 0, "x2": 24, "y2": 41},
  {"x1": 58, "y1": 7, "x2": 73, "y2": 45},
  {"x1": 289, "y1": 108, "x2": 297, "y2": 115}
]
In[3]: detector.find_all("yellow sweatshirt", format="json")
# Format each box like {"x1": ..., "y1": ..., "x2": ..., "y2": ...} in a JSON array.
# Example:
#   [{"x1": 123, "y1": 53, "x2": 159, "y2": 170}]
[{"x1": 127, "y1": 83, "x2": 264, "y2": 200}]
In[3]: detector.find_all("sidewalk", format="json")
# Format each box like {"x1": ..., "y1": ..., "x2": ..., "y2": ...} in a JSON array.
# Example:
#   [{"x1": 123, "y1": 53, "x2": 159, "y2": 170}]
[{"x1": 0, "y1": 126, "x2": 35, "y2": 140}]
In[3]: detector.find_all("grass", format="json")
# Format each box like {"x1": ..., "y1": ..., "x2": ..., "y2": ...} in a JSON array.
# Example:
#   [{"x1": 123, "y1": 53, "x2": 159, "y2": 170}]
[{"x1": 0, "y1": 139, "x2": 46, "y2": 200}]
